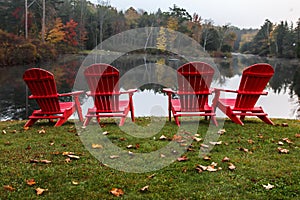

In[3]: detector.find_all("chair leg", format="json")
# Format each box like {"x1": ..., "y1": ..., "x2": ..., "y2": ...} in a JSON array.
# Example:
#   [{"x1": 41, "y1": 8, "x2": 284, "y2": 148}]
[
  {"x1": 24, "y1": 119, "x2": 38, "y2": 127},
  {"x1": 83, "y1": 117, "x2": 92, "y2": 126},
  {"x1": 55, "y1": 118, "x2": 68, "y2": 127},
  {"x1": 174, "y1": 116, "x2": 180, "y2": 127},
  {"x1": 226, "y1": 108, "x2": 244, "y2": 125},
  {"x1": 211, "y1": 115, "x2": 218, "y2": 126},
  {"x1": 119, "y1": 117, "x2": 126, "y2": 126}
]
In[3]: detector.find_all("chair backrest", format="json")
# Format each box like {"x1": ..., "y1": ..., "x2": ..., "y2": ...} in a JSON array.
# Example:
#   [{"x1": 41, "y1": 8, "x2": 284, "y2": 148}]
[
  {"x1": 235, "y1": 63, "x2": 274, "y2": 109},
  {"x1": 23, "y1": 68, "x2": 61, "y2": 113},
  {"x1": 177, "y1": 62, "x2": 215, "y2": 112},
  {"x1": 84, "y1": 64, "x2": 120, "y2": 112}
]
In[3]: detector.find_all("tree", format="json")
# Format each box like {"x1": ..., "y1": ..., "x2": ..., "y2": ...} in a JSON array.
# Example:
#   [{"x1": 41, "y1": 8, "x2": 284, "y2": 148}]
[
  {"x1": 64, "y1": 19, "x2": 78, "y2": 46},
  {"x1": 45, "y1": 18, "x2": 65, "y2": 44},
  {"x1": 156, "y1": 27, "x2": 167, "y2": 51}
]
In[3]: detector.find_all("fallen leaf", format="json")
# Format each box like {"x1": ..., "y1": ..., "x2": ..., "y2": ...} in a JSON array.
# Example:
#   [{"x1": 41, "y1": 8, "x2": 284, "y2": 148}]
[
  {"x1": 92, "y1": 144, "x2": 103, "y2": 149},
  {"x1": 2, "y1": 130, "x2": 7, "y2": 134},
  {"x1": 135, "y1": 143, "x2": 140, "y2": 149},
  {"x1": 126, "y1": 144, "x2": 133, "y2": 149},
  {"x1": 119, "y1": 137, "x2": 126, "y2": 141},
  {"x1": 67, "y1": 155, "x2": 80, "y2": 159},
  {"x1": 24, "y1": 126, "x2": 30, "y2": 130},
  {"x1": 35, "y1": 187, "x2": 48, "y2": 195},
  {"x1": 49, "y1": 141, "x2": 55, "y2": 146},
  {"x1": 102, "y1": 131, "x2": 109, "y2": 135},
  {"x1": 207, "y1": 166, "x2": 217, "y2": 172},
  {"x1": 282, "y1": 138, "x2": 293, "y2": 144},
  {"x1": 203, "y1": 156, "x2": 211, "y2": 161},
  {"x1": 262, "y1": 183, "x2": 274, "y2": 190},
  {"x1": 26, "y1": 179, "x2": 36, "y2": 186},
  {"x1": 110, "y1": 188, "x2": 124, "y2": 197},
  {"x1": 29, "y1": 159, "x2": 39, "y2": 163},
  {"x1": 40, "y1": 160, "x2": 52, "y2": 164},
  {"x1": 72, "y1": 181, "x2": 79, "y2": 185},
  {"x1": 177, "y1": 156, "x2": 188, "y2": 162},
  {"x1": 159, "y1": 135, "x2": 167, "y2": 140},
  {"x1": 147, "y1": 174, "x2": 156, "y2": 179},
  {"x1": 3, "y1": 185, "x2": 15, "y2": 191},
  {"x1": 209, "y1": 141, "x2": 222, "y2": 145},
  {"x1": 140, "y1": 185, "x2": 149, "y2": 192},
  {"x1": 193, "y1": 137, "x2": 202, "y2": 142},
  {"x1": 109, "y1": 155, "x2": 119, "y2": 159},
  {"x1": 65, "y1": 158, "x2": 72, "y2": 163},
  {"x1": 12, "y1": 130, "x2": 17, "y2": 133},
  {"x1": 172, "y1": 135, "x2": 183, "y2": 142},
  {"x1": 160, "y1": 154, "x2": 166, "y2": 158},
  {"x1": 278, "y1": 147, "x2": 289, "y2": 154},
  {"x1": 217, "y1": 129, "x2": 226, "y2": 135},
  {"x1": 238, "y1": 147, "x2": 249, "y2": 153},
  {"x1": 38, "y1": 129, "x2": 46, "y2": 134},
  {"x1": 295, "y1": 133, "x2": 300, "y2": 138},
  {"x1": 4, "y1": 141, "x2": 11, "y2": 145},
  {"x1": 222, "y1": 157, "x2": 230, "y2": 162},
  {"x1": 25, "y1": 145, "x2": 31, "y2": 150},
  {"x1": 62, "y1": 152, "x2": 74, "y2": 156},
  {"x1": 281, "y1": 123, "x2": 288, "y2": 127},
  {"x1": 258, "y1": 134, "x2": 264, "y2": 139},
  {"x1": 247, "y1": 139, "x2": 254, "y2": 144},
  {"x1": 128, "y1": 151, "x2": 134, "y2": 156},
  {"x1": 277, "y1": 141, "x2": 284, "y2": 145},
  {"x1": 228, "y1": 163, "x2": 236, "y2": 171},
  {"x1": 200, "y1": 144, "x2": 209, "y2": 148}
]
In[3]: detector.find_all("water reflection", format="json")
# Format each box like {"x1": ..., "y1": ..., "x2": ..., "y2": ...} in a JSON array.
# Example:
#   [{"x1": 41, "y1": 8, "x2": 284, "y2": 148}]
[{"x1": 0, "y1": 53, "x2": 299, "y2": 120}]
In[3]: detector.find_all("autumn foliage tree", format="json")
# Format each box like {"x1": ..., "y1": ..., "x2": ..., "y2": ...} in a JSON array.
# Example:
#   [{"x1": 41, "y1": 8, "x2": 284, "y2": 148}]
[{"x1": 64, "y1": 19, "x2": 78, "y2": 46}]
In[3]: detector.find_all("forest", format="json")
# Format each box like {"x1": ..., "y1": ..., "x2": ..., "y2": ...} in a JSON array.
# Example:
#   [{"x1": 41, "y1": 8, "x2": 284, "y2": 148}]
[{"x1": 0, "y1": 0, "x2": 300, "y2": 66}]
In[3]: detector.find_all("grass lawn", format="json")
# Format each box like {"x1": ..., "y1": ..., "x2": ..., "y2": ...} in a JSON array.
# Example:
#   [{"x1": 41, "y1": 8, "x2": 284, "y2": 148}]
[{"x1": 0, "y1": 118, "x2": 299, "y2": 199}]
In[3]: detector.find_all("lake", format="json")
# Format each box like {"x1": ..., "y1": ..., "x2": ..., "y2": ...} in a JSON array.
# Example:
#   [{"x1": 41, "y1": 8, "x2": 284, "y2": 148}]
[{"x1": 0, "y1": 53, "x2": 299, "y2": 121}]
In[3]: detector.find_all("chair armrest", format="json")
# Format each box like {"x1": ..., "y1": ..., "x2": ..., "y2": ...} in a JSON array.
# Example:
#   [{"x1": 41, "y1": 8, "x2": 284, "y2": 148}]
[
  {"x1": 162, "y1": 88, "x2": 176, "y2": 94},
  {"x1": 120, "y1": 89, "x2": 138, "y2": 95},
  {"x1": 58, "y1": 90, "x2": 84, "y2": 97},
  {"x1": 214, "y1": 88, "x2": 238, "y2": 93}
]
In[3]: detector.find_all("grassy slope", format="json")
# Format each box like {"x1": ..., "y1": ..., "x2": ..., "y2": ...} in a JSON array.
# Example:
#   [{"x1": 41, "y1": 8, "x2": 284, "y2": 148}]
[{"x1": 0, "y1": 118, "x2": 299, "y2": 199}]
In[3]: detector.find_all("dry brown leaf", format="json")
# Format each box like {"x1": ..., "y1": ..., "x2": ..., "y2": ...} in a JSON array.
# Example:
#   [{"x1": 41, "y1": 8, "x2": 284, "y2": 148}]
[
  {"x1": 35, "y1": 187, "x2": 48, "y2": 195},
  {"x1": 209, "y1": 141, "x2": 222, "y2": 145},
  {"x1": 40, "y1": 160, "x2": 52, "y2": 164},
  {"x1": 207, "y1": 166, "x2": 217, "y2": 172},
  {"x1": 177, "y1": 155, "x2": 188, "y2": 162},
  {"x1": 62, "y1": 152, "x2": 74, "y2": 156},
  {"x1": 49, "y1": 141, "x2": 55, "y2": 146},
  {"x1": 30, "y1": 159, "x2": 39, "y2": 163},
  {"x1": 262, "y1": 183, "x2": 274, "y2": 190},
  {"x1": 247, "y1": 139, "x2": 254, "y2": 144},
  {"x1": 278, "y1": 141, "x2": 284, "y2": 145},
  {"x1": 159, "y1": 135, "x2": 167, "y2": 140},
  {"x1": 147, "y1": 174, "x2": 156, "y2": 179},
  {"x1": 281, "y1": 123, "x2": 289, "y2": 127},
  {"x1": 200, "y1": 144, "x2": 209, "y2": 148},
  {"x1": 38, "y1": 129, "x2": 46, "y2": 134},
  {"x1": 102, "y1": 131, "x2": 109, "y2": 135},
  {"x1": 222, "y1": 157, "x2": 230, "y2": 162},
  {"x1": 109, "y1": 155, "x2": 119, "y2": 159},
  {"x1": 26, "y1": 179, "x2": 36, "y2": 186},
  {"x1": 140, "y1": 185, "x2": 149, "y2": 192},
  {"x1": 65, "y1": 158, "x2": 72, "y2": 163},
  {"x1": 160, "y1": 154, "x2": 166, "y2": 158},
  {"x1": 135, "y1": 143, "x2": 140, "y2": 149},
  {"x1": 92, "y1": 144, "x2": 103, "y2": 149},
  {"x1": 67, "y1": 155, "x2": 80, "y2": 159},
  {"x1": 110, "y1": 188, "x2": 124, "y2": 197},
  {"x1": 193, "y1": 137, "x2": 202, "y2": 142},
  {"x1": 278, "y1": 147, "x2": 289, "y2": 154},
  {"x1": 228, "y1": 163, "x2": 236, "y2": 170},
  {"x1": 126, "y1": 144, "x2": 133, "y2": 149},
  {"x1": 23, "y1": 126, "x2": 29, "y2": 131},
  {"x1": 282, "y1": 138, "x2": 293, "y2": 144},
  {"x1": 172, "y1": 135, "x2": 183, "y2": 142},
  {"x1": 217, "y1": 129, "x2": 226, "y2": 135},
  {"x1": 3, "y1": 185, "x2": 15, "y2": 191},
  {"x1": 72, "y1": 181, "x2": 79, "y2": 185},
  {"x1": 203, "y1": 156, "x2": 211, "y2": 161},
  {"x1": 295, "y1": 133, "x2": 300, "y2": 138},
  {"x1": 2, "y1": 130, "x2": 7, "y2": 134}
]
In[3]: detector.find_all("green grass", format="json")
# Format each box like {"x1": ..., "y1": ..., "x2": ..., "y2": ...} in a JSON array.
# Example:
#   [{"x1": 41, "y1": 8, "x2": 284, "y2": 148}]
[{"x1": 0, "y1": 118, "x2": 299, "y2": 199}]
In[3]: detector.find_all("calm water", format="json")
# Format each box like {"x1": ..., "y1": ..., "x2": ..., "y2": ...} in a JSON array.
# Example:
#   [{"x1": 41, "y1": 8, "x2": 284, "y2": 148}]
[{"x1": 0, "y1": 53, "x2": 299, "y2": 120}]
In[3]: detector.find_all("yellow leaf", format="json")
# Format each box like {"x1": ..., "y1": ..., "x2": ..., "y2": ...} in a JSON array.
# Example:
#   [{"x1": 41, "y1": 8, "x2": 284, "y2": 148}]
[
  {"x1": 26, "y1": 179, "x2": 36, "y2": 186},
  {"x1": 35, "y1": 187, "x2": 48, "y2": 195},
  {"x1": 92, "y1": 144, "x2": 103, "y2": 149},
  {"x1": 110, "y1": 188, "x2": 124, "y2": 197},
  {"x1": 140, "y1": 185, "x2": 149, "y2": 192},
  {"x1": 3, "y1": 185, "x2": 15, "y2": 191}
]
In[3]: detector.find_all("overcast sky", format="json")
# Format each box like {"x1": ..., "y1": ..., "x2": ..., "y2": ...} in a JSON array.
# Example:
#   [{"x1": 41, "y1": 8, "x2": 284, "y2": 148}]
[{"x1": 92, "y1": 0, "x2": 300, "y2": 29}]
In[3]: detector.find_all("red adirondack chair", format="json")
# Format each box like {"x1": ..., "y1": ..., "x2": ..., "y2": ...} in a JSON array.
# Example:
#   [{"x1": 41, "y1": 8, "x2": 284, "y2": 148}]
[
  {"x1": 83, "y1": 64, "x2": 137, "y2": 126},
  {"x1": 213, "y1": 63, "x2": 274, "y2": 125},
  {"x1": 23, "y1": 68, "x2": 84, "y2": 127},
  {"x1": 163, "y1": 62, "x2": 218, "y2": 126}
]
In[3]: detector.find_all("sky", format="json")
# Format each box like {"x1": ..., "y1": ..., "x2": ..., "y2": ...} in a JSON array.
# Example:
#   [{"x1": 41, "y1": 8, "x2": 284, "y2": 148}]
[{"x1": 92, "y1": 0, "x2": 300, "y2": 29}]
